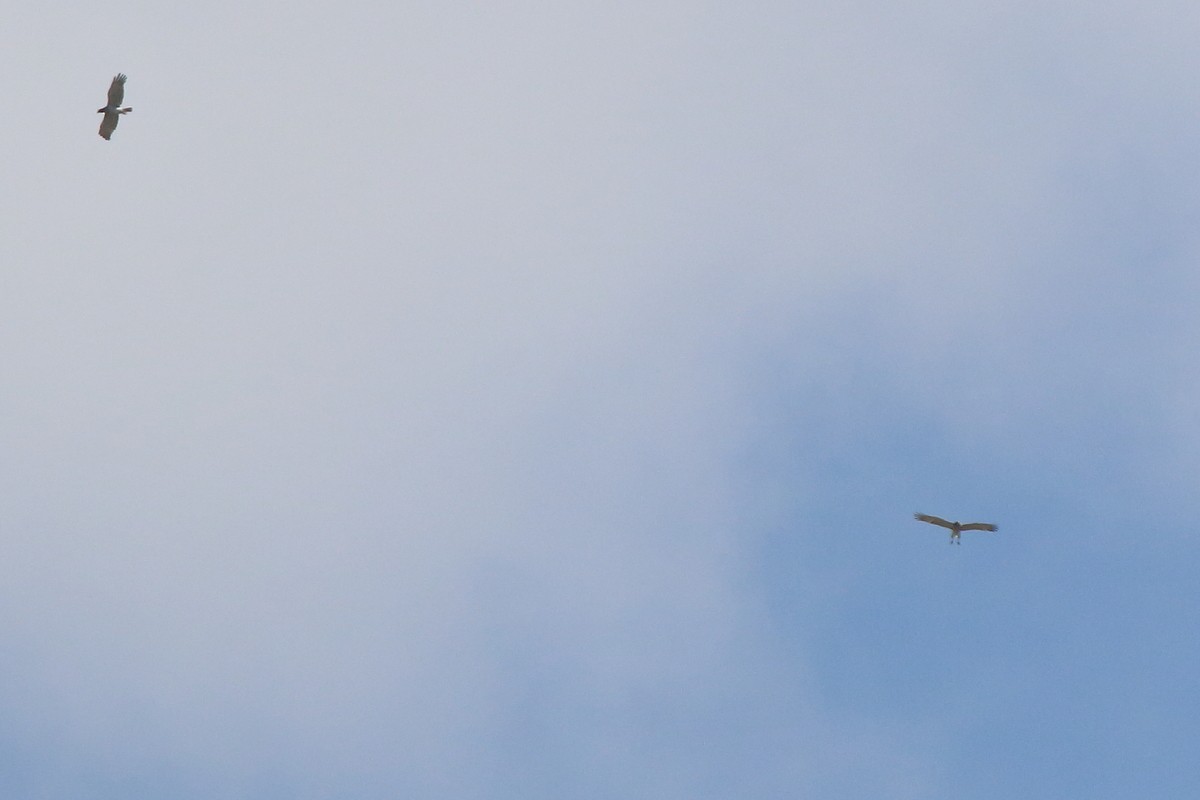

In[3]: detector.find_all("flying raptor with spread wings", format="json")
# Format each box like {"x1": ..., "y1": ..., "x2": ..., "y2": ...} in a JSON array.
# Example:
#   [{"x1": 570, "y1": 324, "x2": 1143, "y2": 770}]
[
  {"x1": 913, "y1": 513, "x2": 998, "y2": 544},
  {"x1": 98, "y1": 73, "x2": 132, "y2": 140}
]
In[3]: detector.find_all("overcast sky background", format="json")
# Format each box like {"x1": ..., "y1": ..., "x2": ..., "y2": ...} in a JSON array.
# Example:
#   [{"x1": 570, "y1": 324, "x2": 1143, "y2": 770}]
[{"x1": 3, "y1": 2, "x2": 1200, "y2": 797}]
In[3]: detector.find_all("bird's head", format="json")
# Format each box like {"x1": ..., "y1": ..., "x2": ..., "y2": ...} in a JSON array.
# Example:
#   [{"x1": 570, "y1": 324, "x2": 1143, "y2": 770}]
[{"x1": 97, "y1": 107, "x2": 107, "y2": 113}]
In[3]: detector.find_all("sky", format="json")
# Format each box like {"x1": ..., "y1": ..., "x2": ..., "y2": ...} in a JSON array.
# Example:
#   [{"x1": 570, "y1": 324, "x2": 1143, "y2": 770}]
[{"x1": 2, "y1": 2, "x2": 1200, "y2": 797}]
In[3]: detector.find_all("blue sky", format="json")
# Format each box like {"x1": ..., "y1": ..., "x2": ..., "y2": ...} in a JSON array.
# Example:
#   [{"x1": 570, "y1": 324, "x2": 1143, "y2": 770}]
[{"x1": 2, "y1": 2, "x2": 1199, "y2": 797}]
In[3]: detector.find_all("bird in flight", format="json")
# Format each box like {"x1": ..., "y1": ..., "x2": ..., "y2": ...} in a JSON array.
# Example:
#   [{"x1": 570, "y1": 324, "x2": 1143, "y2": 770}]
[
  {"x1": 98, "y1": 73, "x2": 132, "y2": 140},
  {"x1": 913, "y1": 513, "x2": 998, "y2": 545}
]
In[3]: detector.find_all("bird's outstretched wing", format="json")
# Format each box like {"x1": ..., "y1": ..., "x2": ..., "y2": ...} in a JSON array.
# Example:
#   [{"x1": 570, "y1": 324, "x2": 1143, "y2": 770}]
[
  {"x1": 99, "y1": 111, "x2": 119, "y2": 140},
  {"x1": 107, "y1": 74, "x2": 126, "y2": 106},
  {"x1": 914, "y1": 513, "x2": 955, "y2": 529},
  {"x1": 958, "y1": 522, "x2": 998, "y2": 532}
]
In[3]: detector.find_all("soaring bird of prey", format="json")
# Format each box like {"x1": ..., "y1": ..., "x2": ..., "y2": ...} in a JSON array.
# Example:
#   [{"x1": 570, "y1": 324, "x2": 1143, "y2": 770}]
[
  {"x1": 913, "y1": 513, "x2": 998, "y2": 545},
  {"x1": 98, "y1": 73, "x2": 132, "y2": 140}
]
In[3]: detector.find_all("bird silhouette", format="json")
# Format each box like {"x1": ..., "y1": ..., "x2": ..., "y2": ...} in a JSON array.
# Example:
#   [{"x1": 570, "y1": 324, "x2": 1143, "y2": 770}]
[
  {"x1": 913, "y1": 513, "x2": 998, "y2": 545},
  {"x1": 98, "y1": 73, "x2": 132, "y2": 140}
]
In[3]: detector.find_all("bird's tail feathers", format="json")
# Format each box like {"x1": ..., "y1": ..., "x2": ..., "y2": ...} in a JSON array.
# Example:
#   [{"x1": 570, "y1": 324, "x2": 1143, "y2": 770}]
[{"x1": 120, "y1": 107, "x2": 133, "y2": 114}]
